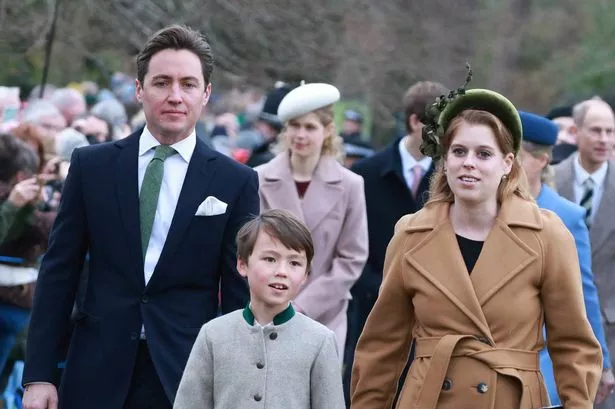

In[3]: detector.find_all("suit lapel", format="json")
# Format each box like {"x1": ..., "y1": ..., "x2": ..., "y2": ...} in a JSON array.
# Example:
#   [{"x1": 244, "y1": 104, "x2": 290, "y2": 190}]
[
  {"x1": 115, "y1": 132, "x2": 144, "y2": 287},
  {"x1": 555, "y1": 156, "x2": 575, "y2": 202},
  {"x1": 259, "y1": 154, "x2": 305, "y2": 221},
  {"x1": 590, "y1": 161, "x2": 615, "y2": 254},
  {"x1": 150, "y1": 139, "x2": 218, "y2": 281},
  {"x1": 301, "y1": 157, "x2": 343, "y2": 231}
]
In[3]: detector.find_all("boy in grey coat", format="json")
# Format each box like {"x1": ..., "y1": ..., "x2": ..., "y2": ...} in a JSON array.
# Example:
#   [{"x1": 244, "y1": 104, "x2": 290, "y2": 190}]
[{"x1": 174, "y1": 209, "x2": 346, "y2": 409}]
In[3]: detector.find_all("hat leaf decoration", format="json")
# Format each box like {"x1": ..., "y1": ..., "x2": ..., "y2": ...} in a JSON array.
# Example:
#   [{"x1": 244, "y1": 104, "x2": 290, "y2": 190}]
[{"x1": 420, "y1": 63, "x2": 473, "y2": 159}]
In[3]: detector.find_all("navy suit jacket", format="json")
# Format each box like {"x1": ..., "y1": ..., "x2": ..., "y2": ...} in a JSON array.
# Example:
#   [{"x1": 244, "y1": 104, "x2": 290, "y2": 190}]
[
  {"x1": 23, "y1": 130, "x2": 259, "y2": 408},
  {"x1": 537, "y1": 185, "x2": 610, "y2": 405}
]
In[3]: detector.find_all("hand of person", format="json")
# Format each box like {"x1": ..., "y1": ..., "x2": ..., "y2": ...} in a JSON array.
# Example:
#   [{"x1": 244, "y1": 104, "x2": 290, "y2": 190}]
[
  {"x1": 41, "y1": 157, "x2": 63, "y2": 177},
  {"x1": 7, "y1": 178, "x2": 42, "y2": 208},
  {"x1": 22, "y1": 383, "x2": 58, "y2": 409},
  {"x1": 596, "y1": 368, "x2": 615, "y2": 404}
]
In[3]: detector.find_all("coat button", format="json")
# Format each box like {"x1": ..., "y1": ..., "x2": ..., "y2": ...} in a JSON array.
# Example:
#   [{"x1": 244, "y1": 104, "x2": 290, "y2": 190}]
[
  {"x1": 130, "y1": 331, "x2": 138, "y2": 340},
  {"x1": 269, "y1": 332, "x2": 278, "y2": 340},
  {"x1": 442, "y1": 379, "x2": 452, "y2": 391},
  {"x1": 141, "y1": 295, "x2": 149, "y2": 304},
  {"x1": 254, "y1": 394, "x2": 262, "y2": 401},
  {"x1": 477, "y1": 382, "x2": 489, "y2": 394},
  {"x1": 256, "y1": 362, "x2": 264, "y2": 369}
]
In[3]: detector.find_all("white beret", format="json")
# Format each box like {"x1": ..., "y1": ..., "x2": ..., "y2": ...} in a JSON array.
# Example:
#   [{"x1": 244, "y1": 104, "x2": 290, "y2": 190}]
[{"x1": 277, "y1": 83, "x2": 340, "y2": 123}]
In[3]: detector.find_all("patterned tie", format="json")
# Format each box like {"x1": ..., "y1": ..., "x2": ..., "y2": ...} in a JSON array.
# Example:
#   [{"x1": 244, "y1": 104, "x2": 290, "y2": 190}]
[
  {"x1": 580, "y1": 177, "x2": 595, "y2": 228},
  {"x1": 411, "y1": 164, "x2": 424, "y2": 199},
  {"x1": 139, "y1": 145, "x2": 177, "y2": 257}
]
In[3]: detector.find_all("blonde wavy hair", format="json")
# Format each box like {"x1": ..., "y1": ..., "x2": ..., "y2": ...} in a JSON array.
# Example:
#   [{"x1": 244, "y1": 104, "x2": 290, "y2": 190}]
[
  {"x1": 426, "y1": 109, "x2": 532, "y2": 206},
  {"x1": 277, "y1": 105, "x2": 344, "y2": 161},
  {"x1": 522, "y1": 141, "x2": 555, "y2": 188}
]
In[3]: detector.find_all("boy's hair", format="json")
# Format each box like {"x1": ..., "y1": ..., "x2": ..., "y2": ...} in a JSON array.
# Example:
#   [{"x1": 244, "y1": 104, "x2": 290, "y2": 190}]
[{"x1": 236, "y1": 209, "x2": 314, "y2": 272}]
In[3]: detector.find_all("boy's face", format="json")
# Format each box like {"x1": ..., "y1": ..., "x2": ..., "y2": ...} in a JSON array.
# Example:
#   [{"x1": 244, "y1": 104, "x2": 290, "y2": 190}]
[{"x1": 237, "y1": 230, "x2": 308, "y2": 311}]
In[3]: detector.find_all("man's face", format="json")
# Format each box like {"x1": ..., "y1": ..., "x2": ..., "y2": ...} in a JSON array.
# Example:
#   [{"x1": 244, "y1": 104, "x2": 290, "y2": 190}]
[
  {"x1": 552, "y1": 116, "x2": 576, "y2": 145},
  {"x1": 577, "y1": 104, "x2": 615, "y2": 169},
  {"x1": 136, "y1": 49, "x2": 211, "y2": 142},
  {"x1": 342, "y1": 119, "x2": 361, "y2": 135}
]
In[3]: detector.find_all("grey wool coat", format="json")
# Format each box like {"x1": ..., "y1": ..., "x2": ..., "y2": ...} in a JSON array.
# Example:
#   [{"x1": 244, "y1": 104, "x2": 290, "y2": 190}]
[{"x1": 173, "y1": 305, "x2": 346, "y2": 409}]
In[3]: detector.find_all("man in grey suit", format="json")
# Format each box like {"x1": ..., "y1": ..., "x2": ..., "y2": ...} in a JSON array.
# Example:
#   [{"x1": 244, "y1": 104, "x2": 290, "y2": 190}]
[{"x1": 554, "y1": 98, "x2": 615, "y2": 407}]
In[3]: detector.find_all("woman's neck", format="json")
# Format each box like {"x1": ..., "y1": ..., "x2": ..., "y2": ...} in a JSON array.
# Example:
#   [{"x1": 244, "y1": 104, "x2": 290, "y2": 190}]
[
  {"x1": 449, "y1": 199, "x2": 498, "y2": 241},
  {"x1": 290, "y1": 152, "x2": 320, "y2": 182},
  {"x1": 528, "y1": 176, "x2": 542, "y2": 199}
]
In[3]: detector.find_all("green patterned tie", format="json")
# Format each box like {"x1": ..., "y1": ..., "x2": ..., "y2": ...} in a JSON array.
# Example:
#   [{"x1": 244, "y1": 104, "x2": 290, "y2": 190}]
[{"x1": 140, "y1": 145, "x2": 177, "y2": 257}]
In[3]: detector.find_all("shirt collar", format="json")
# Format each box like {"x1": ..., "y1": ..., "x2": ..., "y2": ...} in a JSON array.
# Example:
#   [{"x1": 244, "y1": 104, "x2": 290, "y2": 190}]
[
  {"x1": 242, "y1": 303, "x2": 295, "y2": 326},
  {"x1": 573, "y1": 152, "x2": 608, "y2": 187},
  {"x1": 398, "y1": 136, "x2": 432, "y2": 173},
  {"x1": 138, "y1": 126, "x2": 196, "y2": 163}
]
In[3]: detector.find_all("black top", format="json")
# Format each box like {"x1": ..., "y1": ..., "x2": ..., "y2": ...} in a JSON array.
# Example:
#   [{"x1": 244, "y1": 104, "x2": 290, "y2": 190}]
[{"x1": 456, "y1": 234, "x2": 484, "y2": 274}]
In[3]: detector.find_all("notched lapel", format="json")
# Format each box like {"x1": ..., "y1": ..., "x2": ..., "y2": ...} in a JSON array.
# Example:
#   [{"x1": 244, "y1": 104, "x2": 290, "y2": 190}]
[
  {"x1": 301, "y1": 157, "x2": 344, "y2": 231},
  {"x1": 470, "y1": 220, "x2": 538, "y2": 306},
  {"x1": 259, "y1": 155, "x2": 305, "y2": 221},
  {"x1": 405, "y1": 221, "x2": 493, "y2": 338},
  {"x1": 115, "y1": 135, "x2": 143, "y2": 286},
  {"x1": 591, "y1": 161, "x2": 615, "y2": 253},
  {"x1": 152, "y1": 141, "x2": 217, "y2": 280}
]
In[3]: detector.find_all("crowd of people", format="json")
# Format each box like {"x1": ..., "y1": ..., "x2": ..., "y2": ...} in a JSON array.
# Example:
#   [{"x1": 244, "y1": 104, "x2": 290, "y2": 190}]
[{"x1": 1, "y1": 23, "x2": 614, "y2": 409}]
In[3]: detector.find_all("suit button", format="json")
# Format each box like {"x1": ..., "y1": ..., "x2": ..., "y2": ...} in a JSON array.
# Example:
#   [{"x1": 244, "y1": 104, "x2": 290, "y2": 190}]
[
  {"x1": 141, "y1": 295, "x2": 149, "y2": 304},
  {"x1": 477, "y1": 382, "x2": 489, "y2": 394},
  {"x1": 256, "y1": 362, "x2": 264, "y2": 369},
  {"x1": 130, "y1": 331, "x2": 138, "y2": 340},
  {"x1": 269, "y1": 332, "x2": 278, "y2": 340},
  {"x1": 254, "y1": 394, "x2": 262, "y2": 401},
  {"x1": 442, "y1": 379, "x2": 452, "y2": 391}
]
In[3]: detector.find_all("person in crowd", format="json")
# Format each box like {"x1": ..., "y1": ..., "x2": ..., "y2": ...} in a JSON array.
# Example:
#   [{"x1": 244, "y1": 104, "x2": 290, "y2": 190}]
[
  {"x1": 0, "y1": 133, "x2": 55, "y2": 374},
  {"x1": 554, "y1": 97, "x2": 615, "y2": 409},
  {"x1": 174, "y1": 209, "x2": 345, "y2": 409},
  {"x1": 11, "y1": 123, "x2": 46, "y2": 173},
  {"x1": 255, "y1": 82, "x2": 368, "y2": 362},
  {"x1": 518, "y1": 110, "x2": 615, "y2": 406},
  {"x1": 22, "y1": 24, "x2": 259, "y2": 409},
  {"x1": 351, "y1": 68, "x2": 602, "y2": 409},
  {"x1": 49, "y1": 88, "x2": 87, "y2": 126},
  {"x1": 20, "y1": 101, "x2": 67, "y2": 161}
]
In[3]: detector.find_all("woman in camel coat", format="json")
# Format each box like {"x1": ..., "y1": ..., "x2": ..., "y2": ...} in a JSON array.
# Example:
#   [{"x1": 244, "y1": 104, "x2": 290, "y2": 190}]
[
  {"x1": 255, "y1": 82, "x2": 368, "y2": 360},
  {"x1": 350, "y1": 82, "x2": 602, "y2": 409}
]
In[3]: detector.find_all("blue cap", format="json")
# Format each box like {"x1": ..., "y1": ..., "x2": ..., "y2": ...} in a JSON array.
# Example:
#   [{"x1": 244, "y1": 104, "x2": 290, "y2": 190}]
[
  {"x1": 344, "y1": 109, "x2": 363, "y2": 123},
  {"x1": 519, "y1": 111, "x2": 558, "y2": 146}
]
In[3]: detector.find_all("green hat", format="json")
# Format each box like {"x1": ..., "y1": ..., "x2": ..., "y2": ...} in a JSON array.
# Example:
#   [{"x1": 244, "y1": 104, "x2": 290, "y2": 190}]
[{"x1": 421, "y1": 64, "x2": 523, "y2": 159}]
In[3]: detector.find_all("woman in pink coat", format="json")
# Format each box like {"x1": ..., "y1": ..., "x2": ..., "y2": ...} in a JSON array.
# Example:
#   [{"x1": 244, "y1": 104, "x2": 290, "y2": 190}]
[{"x1": 255, "y1": 82, "x2": 368, "y2": 361}]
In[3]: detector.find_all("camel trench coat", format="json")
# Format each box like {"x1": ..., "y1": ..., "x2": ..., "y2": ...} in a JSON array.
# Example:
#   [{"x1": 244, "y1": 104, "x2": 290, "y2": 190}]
[
  {"x1": 256, "y1": 153, "x2": 368, "y2": 358},
  {"x1": 351, "y1": 195, "x2": 602, "y2": 409}
]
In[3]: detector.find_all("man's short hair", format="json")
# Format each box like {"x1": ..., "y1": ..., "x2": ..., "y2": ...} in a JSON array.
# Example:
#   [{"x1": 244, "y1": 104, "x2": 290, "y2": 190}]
[
  {"x1": 402, "y1": 81, "x2": 448, "y2": 133},
  {"x1": 236, "y1": 209, "x2": 314, "y2": 273},
  {"x1": 136, "y1": 24, "x2": 214, "y2": 86},
  {"x1": 572, "y1": 97, "x2": 612, "y2": 128},
  {"x1": 0, "y1": 133, "x2": 39, "y2": 182}
]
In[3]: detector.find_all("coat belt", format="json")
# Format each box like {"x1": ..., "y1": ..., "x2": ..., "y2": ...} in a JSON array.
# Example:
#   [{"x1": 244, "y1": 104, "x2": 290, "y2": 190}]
[{"x1": 413, "y1": 335, "x2": 540, "y2": 409}]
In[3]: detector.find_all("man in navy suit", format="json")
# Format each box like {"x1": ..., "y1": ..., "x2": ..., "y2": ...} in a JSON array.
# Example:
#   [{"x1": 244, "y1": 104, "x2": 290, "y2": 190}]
[
  {"x1": 22, "y1": 25, "x2": 258, "y2": 409},
  {"x1": 518, "y1": 111, "x2": 614, "y2": 406}
]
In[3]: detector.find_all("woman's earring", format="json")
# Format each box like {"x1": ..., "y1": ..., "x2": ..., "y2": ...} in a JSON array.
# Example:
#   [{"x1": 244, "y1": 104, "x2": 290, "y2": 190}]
[{"x1": 502, "y1": 174, "x2": 508, "y2": 181}]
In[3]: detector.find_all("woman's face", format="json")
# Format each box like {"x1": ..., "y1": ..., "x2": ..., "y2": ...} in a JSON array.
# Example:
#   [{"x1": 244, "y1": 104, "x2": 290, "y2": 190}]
[
  {"x1": 285, "y1": 112, "x2": 329, "y2": 159},
  {"x1": 518, "y1": 147, "x2": 548, "y2": 186},
  {"x1": 444, "y1": 121, "x2": 514, "y2": 206}
]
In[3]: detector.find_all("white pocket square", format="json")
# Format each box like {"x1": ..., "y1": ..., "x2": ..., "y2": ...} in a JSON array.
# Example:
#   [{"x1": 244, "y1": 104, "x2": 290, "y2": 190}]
[{"x1": 195, "y1": 196, "x2": 228, "y2": 216}]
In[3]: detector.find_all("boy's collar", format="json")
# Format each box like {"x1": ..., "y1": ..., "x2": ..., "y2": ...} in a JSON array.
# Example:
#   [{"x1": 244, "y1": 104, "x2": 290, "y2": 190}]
[{"x1": 242, "y1": 303, "x2": 295, "y2": 326}]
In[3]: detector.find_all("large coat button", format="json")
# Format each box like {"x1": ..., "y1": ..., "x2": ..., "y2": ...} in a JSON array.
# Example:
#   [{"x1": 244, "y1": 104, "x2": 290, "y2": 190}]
[
  {"x1": 477, "y1": 382, "x2": 489, "y2": 394},
  {"x1": 442, "y1": 379, "x2": 453, "y2": 391},
  {"x1": 269, "y1": 332, "x2": 278, "y2": 340},
  {"x1": 254, "y1": 394, "x2": 262, "y2": 401}
]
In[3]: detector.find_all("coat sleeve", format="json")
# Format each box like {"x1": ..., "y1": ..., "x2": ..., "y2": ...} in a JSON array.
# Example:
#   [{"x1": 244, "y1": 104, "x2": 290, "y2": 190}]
[
  {"x1": 351, "y1": 215, "x2": 414, "y2": 409},
  {"x1": 569, "y1": 208, "x2": 612, "y2": 368},
  {"x1": 541, "y1": 210, "x2": 602, "y2": 408},
  {"x1": 293, "y1": 175, "x2": 368, "y2": 320},
  {"x1": 310, "y1": 330, "x2": 346, "y2": 409},
  {"x1": 23, "y1": 148, "x2": 88, "y2": 384},
  {"x1": 174, "y1": 326, "x2": 214, "y2": 409},
  {"x1": 219, "y1": 170, "x2": 259, "y2": 313}
]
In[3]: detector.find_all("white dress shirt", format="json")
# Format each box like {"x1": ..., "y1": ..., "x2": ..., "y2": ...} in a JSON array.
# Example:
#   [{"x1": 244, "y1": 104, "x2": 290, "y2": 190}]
[
  {"x1": 138, "y1": 127, "x2": 196, "y2": 285},
  {"x1": 398, "y1": 137, "x2": 432, "y2": 191},
  {"x1": 573, "y1": 152, "x2": 608, "y2": 225}
]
